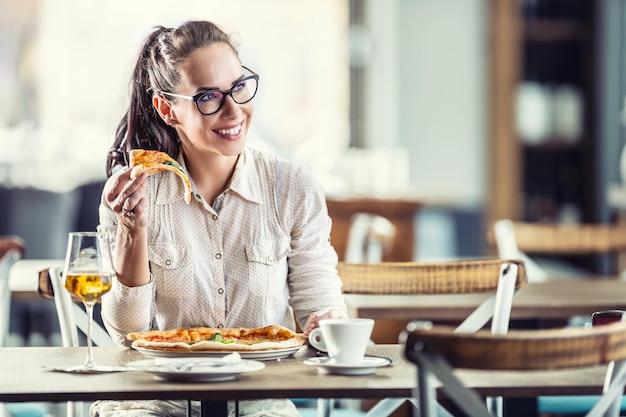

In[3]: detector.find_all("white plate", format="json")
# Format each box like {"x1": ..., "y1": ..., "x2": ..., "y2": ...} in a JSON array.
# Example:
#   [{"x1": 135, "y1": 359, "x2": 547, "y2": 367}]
[
  {"x1": 128, "y1": 359, "x2": 265, "y2": 382},
  {"x1": 133, "y1": 345, "x2": 304, "y2": 361},
  {"x1": 303, "y1": 356, "x2": 392, "y2": 376}
]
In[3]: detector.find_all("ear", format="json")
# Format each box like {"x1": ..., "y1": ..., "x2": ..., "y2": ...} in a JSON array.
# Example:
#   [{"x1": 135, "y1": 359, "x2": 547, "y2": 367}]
[{"x1": 152, "y1": 94, "x2": 178, "y2": 126}]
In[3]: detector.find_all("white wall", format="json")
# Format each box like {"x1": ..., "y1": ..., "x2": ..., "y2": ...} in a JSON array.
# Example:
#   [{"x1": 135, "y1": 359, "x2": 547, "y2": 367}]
[
  {"x1": 354, "y1": 0, "x2": 487, "y2": 258},
  {"x1": 396, "y1": 0, "x2": 487, "y2": 208}
]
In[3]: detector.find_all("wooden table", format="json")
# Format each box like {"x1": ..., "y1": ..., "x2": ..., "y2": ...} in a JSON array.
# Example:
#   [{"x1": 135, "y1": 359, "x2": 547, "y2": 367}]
[
  {"x1": 0, "y1": 345, "x2": 411, "y2": 417},
  {"x1": 346, "y1": 278, "x2": 626, "y2": 321},
  {"x1": 0, "y1": 345, "x2": 615, "y2": 416},
  {"x1": 326, "y1": 197, "x2": 422, "y2": 261},
  {"x1": 346, "y1": 278, "x2": 626, "y2": 343}
]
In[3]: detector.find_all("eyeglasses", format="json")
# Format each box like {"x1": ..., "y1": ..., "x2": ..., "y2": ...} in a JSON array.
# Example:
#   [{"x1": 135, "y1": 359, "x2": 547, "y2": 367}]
[{"x1": 158, "y1": 66, "x2": 259, "y2": 116}]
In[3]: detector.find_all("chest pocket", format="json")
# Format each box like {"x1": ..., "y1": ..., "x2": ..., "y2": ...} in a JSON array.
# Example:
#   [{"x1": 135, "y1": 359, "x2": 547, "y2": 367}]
[
  {"x1": 149, "y1": 243, "x2": 194, "y2": 299},
  {"x1": 245, "y1": 239, "x2": 290, "y2": 296}
]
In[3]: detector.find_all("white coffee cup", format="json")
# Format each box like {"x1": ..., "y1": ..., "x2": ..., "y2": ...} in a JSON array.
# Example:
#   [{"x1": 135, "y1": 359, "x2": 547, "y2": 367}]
[{"x1": 308, "y1": 318, "x2": 374, "y2": 364}]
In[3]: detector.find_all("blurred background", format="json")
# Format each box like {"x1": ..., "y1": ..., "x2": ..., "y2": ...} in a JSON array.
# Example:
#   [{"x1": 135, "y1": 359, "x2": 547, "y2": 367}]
[
  {"x1": 3, "y1": 3, "x2": 626, "y2": 416},
  {"x1": 1, "y1": 0, "x2": 625, "y2": 266},
  {"x1": 0, "y1": 0, "x2": 490, "y2": 264}
]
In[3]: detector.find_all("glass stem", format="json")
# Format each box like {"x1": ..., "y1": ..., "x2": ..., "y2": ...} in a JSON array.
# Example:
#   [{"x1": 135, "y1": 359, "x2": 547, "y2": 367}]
[{"x1": 84, "y1": 302, "x2": 95, "y2": 368}]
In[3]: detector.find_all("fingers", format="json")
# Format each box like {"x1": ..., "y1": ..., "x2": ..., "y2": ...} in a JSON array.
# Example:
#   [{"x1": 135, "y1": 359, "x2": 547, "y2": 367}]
[
  {"x1": 122, "y1": 196, "x2": 145, "y2": 216},
  {"x1": 303, "y1": 312, "x2": 319, "y2": 336},
  {"x1": 303, "y1": 309, "x2": 347, "y2": 336},
  {"x1": 105, "y1": 167, "x2": 147, "y2": 219},
  {"x1": 121, "y1": 179, "x2": 145, "y2": 212}
]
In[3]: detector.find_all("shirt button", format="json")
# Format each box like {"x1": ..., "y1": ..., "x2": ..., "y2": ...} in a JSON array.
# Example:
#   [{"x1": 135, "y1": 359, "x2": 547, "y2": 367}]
[
  {"x1": 195, "y1": 193, "x2": 202, "y2": 200},
  {"x1": 165, "y1": 259, "x2": 172, "y2": 266},
  {"x1": 218, "y1": 288, "x2": 224, "y2": 294},
  {"x1": 212, "y1": 215, "x2": 218, "y2": 220},
  {"x1": 217, "y1": 324, "x2": 224, "y2": 328},
  {"x1": 215, "y1": 253, "x2": 222, "y2": 259},
  {"x1": 267, "y1": 255, "x2": 274, "y2": 264}
]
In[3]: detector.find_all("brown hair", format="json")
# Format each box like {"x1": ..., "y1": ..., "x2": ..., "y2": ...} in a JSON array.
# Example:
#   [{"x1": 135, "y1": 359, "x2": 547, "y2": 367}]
[{"x1": 106, "y1": 21, "x2": 238, "y2": 177}]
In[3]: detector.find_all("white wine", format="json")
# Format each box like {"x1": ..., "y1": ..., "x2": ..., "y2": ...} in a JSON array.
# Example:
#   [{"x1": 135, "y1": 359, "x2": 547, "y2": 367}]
[{"x1": 64, "y1": 273, "x2": 113, "y2": 303}]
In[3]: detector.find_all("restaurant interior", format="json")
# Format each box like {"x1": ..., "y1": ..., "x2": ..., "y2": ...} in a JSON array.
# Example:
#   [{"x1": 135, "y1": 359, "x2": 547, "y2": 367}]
[{"x1": 2, "y1": 0, "x2": 626, "y2": 416}]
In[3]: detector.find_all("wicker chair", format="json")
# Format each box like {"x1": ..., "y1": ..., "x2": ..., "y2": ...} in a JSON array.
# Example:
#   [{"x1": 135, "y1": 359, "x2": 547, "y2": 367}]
[
  {"x1": 404, "y1": 322, "x2": 626, "y2": 417},
  {"x1": 495, "y1": 220, "x2": 626, "y2": 255},
  {"x1": 491, "y1": 219, "x2": 626, "y2": 281},
  {"x1": 334, "y1": 258, "x2": 528, "y2": 417},
  {"x1": 491, "y1": 219, "x2": 626, "y2": 415}
]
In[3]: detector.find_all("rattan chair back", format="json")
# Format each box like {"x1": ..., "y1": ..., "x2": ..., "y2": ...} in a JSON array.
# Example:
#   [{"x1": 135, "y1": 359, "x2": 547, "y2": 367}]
[
  {"x1": 337, "y1": 258, "x2": 527, "y2": 295},
  {"x1": 497, "y1": 221, "x2": 626, "y2": 255},
  {"x1": 491, "y1": 219, "x2": 626, "y2": 281},
  {"x1": 407, "y1": 322, "x2": 626, "y2": 370}
]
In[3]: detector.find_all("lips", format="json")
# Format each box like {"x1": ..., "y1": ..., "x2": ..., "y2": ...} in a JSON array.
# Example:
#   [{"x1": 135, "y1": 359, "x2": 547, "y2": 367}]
[{"x1": 214, "y1": 122, "x2": 243, "y2": 138}]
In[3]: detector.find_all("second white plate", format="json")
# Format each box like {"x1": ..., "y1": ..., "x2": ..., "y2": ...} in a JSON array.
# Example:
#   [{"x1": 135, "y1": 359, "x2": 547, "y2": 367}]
[{"x1": 128, "y1": 359, "x2": 265, "y2": 382}]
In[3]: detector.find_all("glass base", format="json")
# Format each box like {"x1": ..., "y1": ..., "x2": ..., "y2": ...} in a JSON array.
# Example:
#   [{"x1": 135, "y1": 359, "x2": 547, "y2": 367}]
[{"x1": 43, "y1": 364, "x2": 127, "y2": 374}]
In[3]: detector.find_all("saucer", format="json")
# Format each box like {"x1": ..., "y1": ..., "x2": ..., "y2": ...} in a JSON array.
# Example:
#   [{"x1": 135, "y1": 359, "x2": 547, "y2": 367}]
[{"x1": 303, "y1": 356, "x2": 391, "y2": 376}]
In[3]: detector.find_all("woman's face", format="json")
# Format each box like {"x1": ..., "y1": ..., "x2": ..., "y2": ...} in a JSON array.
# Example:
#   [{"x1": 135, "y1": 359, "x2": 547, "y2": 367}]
[{"x1": 170, "y1": 42, "x2": 254, "y2": 158}]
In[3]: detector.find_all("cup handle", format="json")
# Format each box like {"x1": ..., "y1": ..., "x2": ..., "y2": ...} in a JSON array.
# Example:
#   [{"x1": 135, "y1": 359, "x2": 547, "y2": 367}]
[{"x1": 308, "y1": 328, "x2": 327, "y2": 352}]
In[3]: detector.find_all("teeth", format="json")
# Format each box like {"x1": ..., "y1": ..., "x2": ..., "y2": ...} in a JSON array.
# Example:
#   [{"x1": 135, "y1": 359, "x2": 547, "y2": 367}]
[{"x1": 216, "y1": 125, "x2": 241, "y2": 136}]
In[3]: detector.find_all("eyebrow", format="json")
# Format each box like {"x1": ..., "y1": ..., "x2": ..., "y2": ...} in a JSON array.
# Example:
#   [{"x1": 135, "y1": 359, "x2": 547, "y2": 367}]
[{"x1": 192, "y1": 74, "x2": 247, "y2": 95}]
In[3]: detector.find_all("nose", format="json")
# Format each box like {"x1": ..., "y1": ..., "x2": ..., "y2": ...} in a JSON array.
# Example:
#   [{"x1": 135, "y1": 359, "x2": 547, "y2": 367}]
[{"x1": 219, "y1": 94, "x2": 240, "y2": 117}]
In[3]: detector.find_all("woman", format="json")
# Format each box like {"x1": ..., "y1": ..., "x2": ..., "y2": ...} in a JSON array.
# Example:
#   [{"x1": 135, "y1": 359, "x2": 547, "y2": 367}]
[{"x1": 93, "y1": 20, "x2": 347, "y2": 417}]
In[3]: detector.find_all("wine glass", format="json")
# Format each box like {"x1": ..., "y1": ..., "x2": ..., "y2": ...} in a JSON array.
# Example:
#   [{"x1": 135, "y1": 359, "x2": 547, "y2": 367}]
[{"x1": 62, "y1": 231, "x2": 115, "y2": 372}]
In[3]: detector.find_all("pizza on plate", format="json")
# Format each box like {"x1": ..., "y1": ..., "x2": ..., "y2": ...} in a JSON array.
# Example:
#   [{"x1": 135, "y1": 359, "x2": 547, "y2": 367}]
[
  {"x1": 128, "y1": 324, "x2": 307, "y2": 352},
  {"x1": 129, "y1": 149, "x2": 192, "y2": 204}
]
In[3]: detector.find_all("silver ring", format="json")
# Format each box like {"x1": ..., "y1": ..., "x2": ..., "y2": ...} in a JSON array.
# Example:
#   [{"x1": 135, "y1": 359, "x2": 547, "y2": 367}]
[{"x1": 125, "y1": 210, "x2": 135, "y2": 218}]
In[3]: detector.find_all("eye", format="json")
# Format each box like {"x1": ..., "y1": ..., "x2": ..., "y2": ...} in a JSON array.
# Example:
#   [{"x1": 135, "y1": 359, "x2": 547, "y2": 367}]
[
  {"x1": 197, "y1": 91, "x2": 222, "y2": 103},
  {"x1": 232, "y1": 80, "x2": 248, "y2": 93}
]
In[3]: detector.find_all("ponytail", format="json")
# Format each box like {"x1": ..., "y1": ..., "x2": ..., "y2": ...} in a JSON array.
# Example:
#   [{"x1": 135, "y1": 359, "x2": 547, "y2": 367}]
[{"x1": 106, "y1": 26, "x2": 180, "y2": 177}]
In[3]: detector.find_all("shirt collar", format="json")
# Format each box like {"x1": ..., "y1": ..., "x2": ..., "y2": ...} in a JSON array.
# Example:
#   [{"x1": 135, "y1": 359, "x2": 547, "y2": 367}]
[
  {"x1": 228, "y1": 147, "x2": 263, "y2": 205},
  {"x1": 153, "y1": 147, "x2": 262, "y2": 206}
]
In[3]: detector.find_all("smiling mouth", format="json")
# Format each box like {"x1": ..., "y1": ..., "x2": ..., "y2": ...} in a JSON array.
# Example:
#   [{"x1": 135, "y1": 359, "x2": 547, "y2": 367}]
[{"x1": 215, "y1": 123, "x2": 242, "y2": 136}]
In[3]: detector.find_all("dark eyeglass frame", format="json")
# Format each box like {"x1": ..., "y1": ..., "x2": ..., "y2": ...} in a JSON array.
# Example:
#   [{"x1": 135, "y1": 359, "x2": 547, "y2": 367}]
[{"x1": 157, "y1": 66, "x2": 259, "y2": 116}]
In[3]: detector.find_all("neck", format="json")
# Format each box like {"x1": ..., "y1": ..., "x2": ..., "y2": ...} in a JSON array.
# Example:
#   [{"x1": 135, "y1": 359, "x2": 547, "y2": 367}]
[{"x1": 184, "y1": 151, "x2": 240, "y2": 205}]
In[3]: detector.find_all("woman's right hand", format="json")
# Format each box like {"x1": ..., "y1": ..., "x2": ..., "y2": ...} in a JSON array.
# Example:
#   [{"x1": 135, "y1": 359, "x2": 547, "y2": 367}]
[
  {"x1": 104, "y1": 167, "x2": 148, "y2": 228},
  {"x1": 103, "y1": 166, "x2": 151, "y2": 287}
]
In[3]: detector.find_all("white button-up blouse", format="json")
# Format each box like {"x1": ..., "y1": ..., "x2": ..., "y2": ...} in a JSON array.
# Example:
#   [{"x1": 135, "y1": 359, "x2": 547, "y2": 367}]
[{"x1": 98, "y1": 146, "x2": 347, "y2": 346}]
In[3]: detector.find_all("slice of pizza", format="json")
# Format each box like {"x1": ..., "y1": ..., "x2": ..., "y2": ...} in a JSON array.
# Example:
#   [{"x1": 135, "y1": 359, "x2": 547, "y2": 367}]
[
  {"x1": 129, "y1": 149, "x2": 192, "y2": 204},
  {"x1": 128, "y1": 324, "x2": 307, "y2": 352}
]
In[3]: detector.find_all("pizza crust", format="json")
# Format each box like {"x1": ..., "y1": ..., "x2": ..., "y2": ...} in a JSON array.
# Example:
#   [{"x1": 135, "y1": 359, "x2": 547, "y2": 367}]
[
  {"x1": 128, "y1": 324, "x2": 307, "y2": 352},
  {"x1": 131, "y1": 337, "x2": 306, "y2": 352}
]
